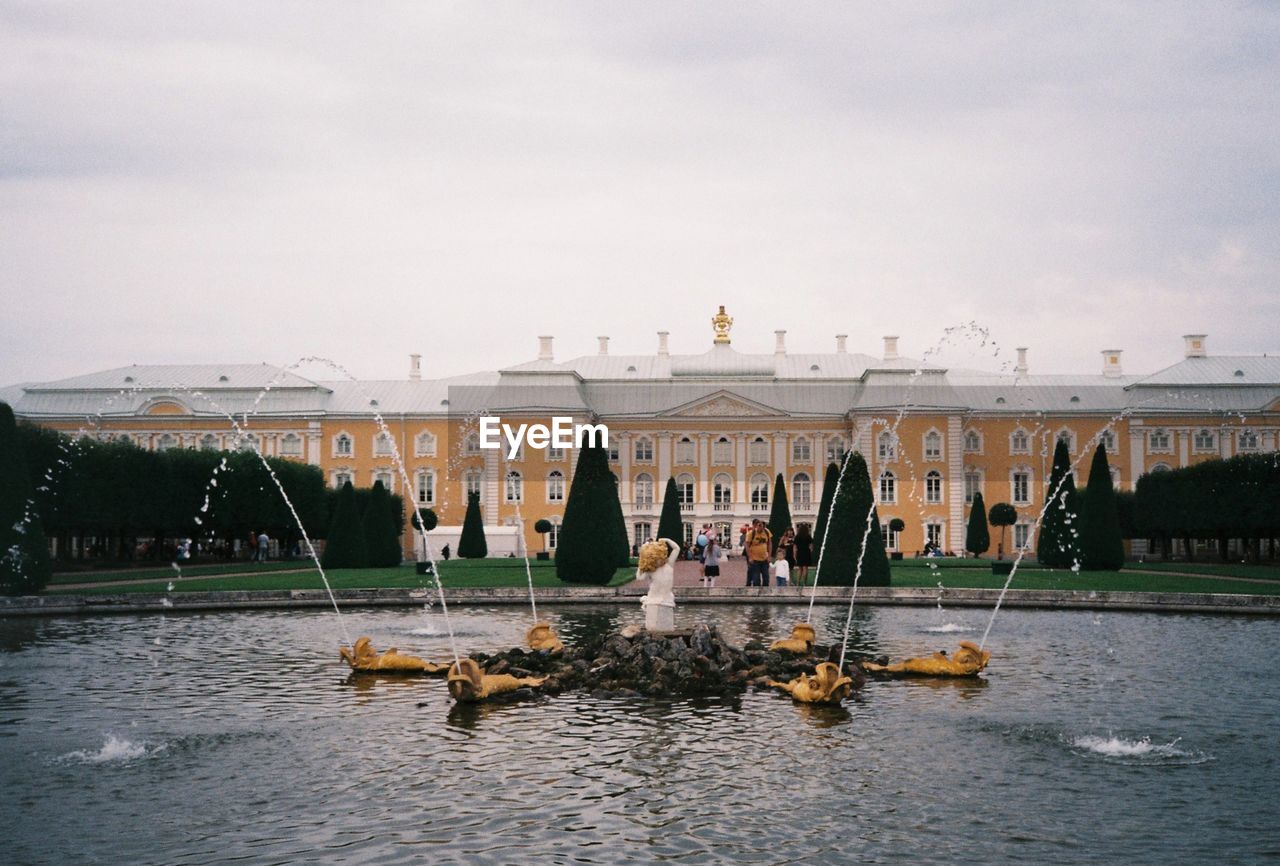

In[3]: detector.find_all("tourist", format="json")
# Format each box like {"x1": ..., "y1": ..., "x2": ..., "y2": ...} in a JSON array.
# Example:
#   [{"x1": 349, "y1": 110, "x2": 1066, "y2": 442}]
[
  {"x1": 702, "y1": 535, "x2": 721, "y2": 588},
  {"x1": 794, "y1": 523, "x2": 813, "y2": 586},
  {"x1": 247, "y1": 531, "x2": 257, "y2": 562},
  {"x1": 771, "y1": 545, "x2": 790, "y2": 587},
  {"x1": 257, "y1": 530, "x2": 270, "y2": 562},
  {"x1": 745, "y1": 519, "x2": 772, "y2": 586},
  {"x1": 442, "y1": 543, "x2": 451, "y2": 560},
  {"x1": 778, "y1": 527, "x2": 796, "y2": 570}
]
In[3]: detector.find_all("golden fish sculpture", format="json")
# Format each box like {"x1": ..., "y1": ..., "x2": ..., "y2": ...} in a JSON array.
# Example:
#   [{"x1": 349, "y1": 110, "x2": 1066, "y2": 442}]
[
  {"x1": 527, "y1": 622, "x2": 564, "y2": 653},
  {"x1": 861, "y1": 640, "x2": 991, "y2": 677},
  {"x1": 447, "y1": 658, "x2": 547, "y2": 703},
  {"x1": 767, "y1": 662, "x2": 854, "y2": 705},
  {"x1": 340, "y1": 636, "x2": 450, "y2": 674},
  {"x1": 769, "y1": 622, "x2": 817, "y2": 654}
]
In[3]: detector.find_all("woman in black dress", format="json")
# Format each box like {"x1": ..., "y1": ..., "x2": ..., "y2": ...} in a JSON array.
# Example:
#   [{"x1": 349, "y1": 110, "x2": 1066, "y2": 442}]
[{"x1": 793, "y1": 523, "x2": 813, "y2": 586}]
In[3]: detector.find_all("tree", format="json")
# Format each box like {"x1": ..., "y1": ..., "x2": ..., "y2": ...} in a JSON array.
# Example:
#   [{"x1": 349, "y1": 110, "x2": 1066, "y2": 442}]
[
  {"x1": 989, "y1": 502, "x2": 1018, "y2": 560},
  {"x1": 411, "y1": 507, "x2": 439, "y2": 562},
  {"x1": 457, "y1": 491, "x2": 488, "y2": 558},
  {"x1": 813, "y1": 462, "x2": 840, "y2": 556},
  {"x1": 0, "y1": 403, "x2": 51, "y2": 594},
  {"x1": 362, "y1": 481, "x2": 402, "y2": 567},
  {"x1": 1038, "y1": 439, "x2": 1080, "y2": 568},
  {"x1": 813, "y1": 452, "x2": 890, "y2": 586},
  {"x1": 557, "y1": 443, "x2": 626, "y2": 584},
  {"x1": 533, "y1": 517, "x2": 553, "y2": 553},
  {"x1": 768, "y1": 473, "x2": 792, "y2": 552},
  {"x1": 1080, "y1": 444, "x2": 1125, "y2": 571},
  {"x1": 321, "y1": 481, "x2": 367, "y2": 569},
  {"x1": 657, "y1": 477, "x2": 683, "y2": 546},
  {"x1": 965, "y1": 492, "x2": 990, "y2": 558}
]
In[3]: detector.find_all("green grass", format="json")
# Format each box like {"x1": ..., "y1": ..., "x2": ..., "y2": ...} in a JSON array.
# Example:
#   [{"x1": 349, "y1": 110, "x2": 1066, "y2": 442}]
[
  {"x1": 48, "y1": 561, "x2": 309, "y2": 585},
  {"x1": 1120, "y1": 561, "x2": 1280, "y2": 581}
]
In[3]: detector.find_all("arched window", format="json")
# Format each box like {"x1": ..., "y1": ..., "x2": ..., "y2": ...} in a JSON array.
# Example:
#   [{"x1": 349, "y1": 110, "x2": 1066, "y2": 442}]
[
  {"x1": 333, "y1": 470, "x2": 353, "y2": 488},
  {"x1": 826, "y1": 436, "x2": 846, "y2": 463},
  {"x1": 964, "y1": 468, "x2": 982, "y2": 504},
  {"x1": 749, "y1": 436, "x2": 769, "y2": 464},
  {"x1": 791, "y1": 436, "x2": 811, "y2": 463},
  {"x1": 963, "y1": 429, "x2": 982, "y2": 454},
  {"x1": 750, "y1": 473, "x2": 770, "y2": 511},
  {"x1": 712, "y1": 473, "x2": 733, "y2": 511},
  {"x1": 463, "y1": 469, "x2": 483, "y2": 498},
  {"x1": 712, "y1": 436, "x2": 733, "y2": 464},
  {"x1": 1151, "y1": 463, "x2": 1171, "y2": 473},
  {"x1": 675, "y1": 436, "x2": 695, "y2": 464},
  {"x1": 925, "y1": 470, "x2": 943, "y2": 504},
  {"x1": 1193, "y1": 429, "x2": 1216, "y2": 451},
  {"x1": 1238, "y1": 429, "x2": 1259, "y2": 452},
  {"x1": 416, "y1": 470, "x2": 435, "y2": 505},
  {"x1": 414, "y1": 431, "x2": 437, "y2": 457},
  {"x1": 505, "y1": 471, "x2": 523, "y2": 503},
  {"x1": 200, "y1": 433, "x2": 219, "y2": 451},
  {"x1": 792, "y1": 472, "x2": 812, "y2": 508},
  {"x1": 115, "y1": 433, "x2": 134, "y2": 446},
  {"x1": 1148, "y1": 429, "x2": 1171, "y2": 453},
  {"x1": 1056, "y1": 428, "x2": 1075, "y2": 454},
  {"x1": 634, "y1": 473, "x2": 654, "y2": 507},
  {"x1": 923, "y1": 430, "x2": 942, "y2": 461},
  {"x1": 547, "y1": 470, "x2": 565, "y2": 503},
  {"x1": 676, "y1": 473, "x2": 695, "y2": 510},
  {"x1": 877, "y1": 431, "x2": 897, "y2": 461},
  {"x1": 239, "y1": 433, "x2": 259, "y2": 452},
  {"x1": 280, "y1": 433, "x2": 302, "y2": 456},
  {"x1": 334, "y1": 433, "x2": 353, "y2": 457},
  {"x1": 156, "y1": 433, "x2": 177, "y2": 452},
  {"x1": 1010, "y1": 428, "x2": 1029, "y2": 454},
  {"x1": 374, "y1": 432, "x2": 394, "y2": 457},
  {"x1": 878, "y1": 470, "x2": 897, "y2": 504},
  {"x1": 463, "y1": 432, "x2": 481, "y2": 456},
  {"x1": 635, "y1": 436, "x2": 654, "y2": 463}
]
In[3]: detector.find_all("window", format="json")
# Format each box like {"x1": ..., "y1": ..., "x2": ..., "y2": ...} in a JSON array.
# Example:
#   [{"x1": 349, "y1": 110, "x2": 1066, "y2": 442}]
[
  {"x1": 156, "y1": 433, "x2": 177, "y2": 452},
  {"x1": 200, "y1": 433, "x2": 220, "y2": 451},
  {"x1": 964, "y1": 429, "x2": 982, "y2": 454},
  {"x1": 926, "y1": 523, "x2": 943, "y2": 549},
  {"x1": 924, "y1": 470, "x2": 943, "y2": 504},
  {"x1": 239, "y1": 433, "x2": 259, "y2": 452},
  {"x1": 463, "y1": 432, "x2": 481, "y2": 455},
  {"x1": 1014, "y1": 522, "x2": 1032, "y2": 550},
  {"x1": 1110, "y1": 467, "x2": 1122, "y2": 488},
  {"x1": 877, "y1": 431, "x2": 897, "y2": 461},
  {"x1": 505, "y1": 471, "x2": 523, "y2": 503},
  {"x1": 712, "y1": 436, "x2": 733, "y2": 464},
  {"x1": 712, "y1": 474, "x2": 733, "y2": 511},
  {"x1": 334, "y1": 433, "x2": 353, "y2": 456},
  {"x1": 791, "y1": 436, "x2": 811, "y2": 463},
  {"x1": 1012, "y1": 470, "x2": 1030, "y2": 505},
  {"x1": 1010, "y1": 428, "x2": 1029, "y2": 454},
  {"x1": 116, "y1": 433, "x2": 133, "y2": 445},
  {"x1": 1056, "y1": 429, "x2": 1075, "y2": 454},
  {"x1": 1150, "y1": 463, "x2": 1171, "y2": 473},
  {"x1": 334, "y1": 470, "x2": 353, "y2": 489},
  {"x1": 464, "y1": 470, "x2": 483, "y2": 498},
  {"x1": 1148, "y1": 429, "x2": 1171, "y2": 453},
  {"x1": 416, "y1": 471, "x2": 435, "y2": 505},
  {"x1": 676, "y1": 473, "x2": 695, "y2": 511},
  {"x1": 1193, "y1": 429, "x2": 1216, "y2": 451},
  {"x1": 280, "y1": 433, "x2": 302, "y2": 456},
  {"x1": 1238, "y1": 429, "x2": 1259, "y2": 452},
  {"x1": 676, "y1": 436, "x2": 695, "y2": 464},
  {"x1": 826, "y1": 436, "x2": 846, "y2": 463},
  {"x1": 547, "y1": 470, "x2": 565, "y2": 502},
  {"x1": 414, "y1": 431, "x2": 437, "y2": 457},
  {"x1": 634, "y1": 473, "x2": 654, "y2": 508},
  {"x1": 547, "y1": 521, "x2": 560, "y2": 550},
  {"x1": 881, "y1": 522, "x2": 900, "y2": 552},
  {"x1": 879, "y1": 471, "x2": 897, "y2": 504},
  {"x1": 635, "y1": 437, "x2": 654, "y2": 463},
  {"x1": 792, "y1": 472, "x2": 812, "y2": 508},
  {"x1": 682, "y1": 522, "x2": 694, "y2": 546},
  {"x1": 1099, "y1": 430, "x2": 1116, "y2": 454},
  {"x1": 547, "y1": 446, "x2": 565, "y2": 461},
  {"x1": 373, "y1": 470, "x2": 394, "y2": 491},
  {"x1": 923, "y1": 431, "x2": 942, "y2": 461},
  {"x1": 750, "y1": 473, "x2": 770, "y2": 512},
  {"x1": 374, "y1": 432, "x2": 394, "y2": 457},
  {"x1": 964, "y1": 469, "x2": 982, "y2": 504},
  {"x1": 634, "y1": 523, "x2": 653, "y2": 546},
  {"x1": 749, "y1": 436, "x2": 769, "y2": 464}
]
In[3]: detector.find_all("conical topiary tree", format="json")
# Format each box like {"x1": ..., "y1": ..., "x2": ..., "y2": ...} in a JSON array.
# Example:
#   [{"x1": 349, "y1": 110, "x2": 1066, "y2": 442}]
[
  {"x1": 768, "y1": 473, "x2": 792, "y2": 552},
  {"x1": 1038, "y1": 438, "x2": 1080, "y2": 568},
  {"x1": 813, "y1": 452, "x2": 890, "y2": 586},
  {"x1": 989, "y1": 502, "x2": 1018, "y2": 560},
  {"x1": 657, "y1": 477, "x2": 683, "y2": 548},
  {"x1": 321, "y1": 481, "x2": 367, "y2": 569},
  {"x1": 965, "y1": 492, "x2": 990, "y2": 558},
  {"x1": 0, "y1": 402, "x2": 51, "y2": 595},
  {"x1": 1080, "y1": 443, "x2": 1125, "y2": 571},
  {"x1": 457, "y1": 491, "x2": 488, "y2": 558},
  {"x1": 362, "y1": 481, "x2": 402, "y2": 566},
  {"x1": 813, "y1": 461, "x2": 840, "y2": 556},
  {"x1": 557, "y1": 443, "x2": 625, "y2": 584}
]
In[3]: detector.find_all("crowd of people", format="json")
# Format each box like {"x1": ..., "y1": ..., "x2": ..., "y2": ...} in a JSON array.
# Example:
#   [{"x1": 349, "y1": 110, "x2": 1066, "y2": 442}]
[{"x1": 680, "y1": 520, "x2": 815, "y2": 587}]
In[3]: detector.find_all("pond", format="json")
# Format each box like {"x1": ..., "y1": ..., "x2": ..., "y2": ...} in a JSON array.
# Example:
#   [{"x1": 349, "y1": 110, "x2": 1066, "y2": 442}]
[{"x1": 2, "y1": 603, "x2": 1277, "y2": 864}]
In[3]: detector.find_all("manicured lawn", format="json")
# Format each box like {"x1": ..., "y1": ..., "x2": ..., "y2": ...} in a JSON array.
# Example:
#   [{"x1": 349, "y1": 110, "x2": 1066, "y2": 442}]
[
  {"x1": 48, "y1": 561, "x2": 310, "y2": 585},
  {"x1": 1121, "y1": 561, "x2": 1280, "y2": 581}
]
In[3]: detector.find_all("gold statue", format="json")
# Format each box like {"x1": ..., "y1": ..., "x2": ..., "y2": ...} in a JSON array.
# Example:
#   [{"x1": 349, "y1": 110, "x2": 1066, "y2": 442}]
[
  {"x1": 527, "y1": 621, "x2": 564, "y2": 653},
  {"x1": 769, "y1": 623, "x2": 817, "y2": 654},
  {"x1": 768, "y1": 662, "x2": 854, "y2": 705},
  {"x1": 339, "y1": 636, "x2": 450, "y2": 674},
  {"x1": 447, "y1": 658, "x2": 548, "y2": 703},
  {"x1": 861, "y1": 641, "x2": 991, "y2": 677},
  {"x1": 711, "y1": 305, "x2": 733, "y2": 344}
]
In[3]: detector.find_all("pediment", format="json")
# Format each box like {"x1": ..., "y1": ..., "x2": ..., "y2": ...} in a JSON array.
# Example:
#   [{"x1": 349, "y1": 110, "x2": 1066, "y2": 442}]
[{"x1": 665, "y1": 390, "x2": 784, "y2": 418}]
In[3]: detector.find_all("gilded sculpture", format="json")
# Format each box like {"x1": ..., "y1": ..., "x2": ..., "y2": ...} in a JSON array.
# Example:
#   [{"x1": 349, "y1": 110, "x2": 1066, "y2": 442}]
[
  {"x1": 769, "y1": 622, "x2": 817, "y2": 654},
  {"x1": 767, "y1": 662, "x2": 854, "y2": 705},
  {"x1": 340, "y1": 636, "x2": 450, "y2": 674},
  {"x1": 447, "y1": 658, "x2": 548, "y2": 703},
  {"x1": 861, "y1": 640, "x2": 991, "y2": 677},
  {"x1": 711, "y1": 305, "x2": 733, "y2": 344},
  {"x1": 527, "y1": 621, "x2": 565, "y2": 653}
]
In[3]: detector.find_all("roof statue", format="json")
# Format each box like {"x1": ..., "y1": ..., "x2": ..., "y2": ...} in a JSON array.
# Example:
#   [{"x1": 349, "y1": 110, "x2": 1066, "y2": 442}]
[{"x1": 711, "y1": 305, "x2": 733, "y2": 344}]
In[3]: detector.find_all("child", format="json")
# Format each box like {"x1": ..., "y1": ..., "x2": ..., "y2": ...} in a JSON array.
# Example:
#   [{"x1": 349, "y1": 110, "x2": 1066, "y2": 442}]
[
  {"x1": 771, "y1": 546, "x2": 790, "y2": 588},
  {"x1": 702, "y1": 535, "x2": 721, "y2": 587}
]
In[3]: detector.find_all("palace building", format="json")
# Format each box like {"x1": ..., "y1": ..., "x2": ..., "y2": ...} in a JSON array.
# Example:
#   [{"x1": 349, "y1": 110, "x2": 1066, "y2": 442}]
[{"x1": 4, "y1": 310, "x2": 1278, "y2": 559}]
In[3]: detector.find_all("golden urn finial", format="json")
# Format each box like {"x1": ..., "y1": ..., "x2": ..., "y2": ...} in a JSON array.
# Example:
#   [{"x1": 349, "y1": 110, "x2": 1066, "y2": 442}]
[{"x1": 711, "y1": 305, "x2": 733, "y2": 344}]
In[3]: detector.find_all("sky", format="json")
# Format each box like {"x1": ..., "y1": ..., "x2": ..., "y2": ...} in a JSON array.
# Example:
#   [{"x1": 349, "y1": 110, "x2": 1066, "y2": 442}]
[{"x1": 2, "y1": 1, "x2": 1278, "y2": 386}]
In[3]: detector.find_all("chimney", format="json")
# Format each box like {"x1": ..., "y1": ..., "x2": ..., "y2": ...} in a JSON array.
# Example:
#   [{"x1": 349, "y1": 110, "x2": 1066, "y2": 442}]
[
  {"x1": 1183, "y1": 334, "x2": 1207, "y2": 358},
  {"x1": 408, "y1": 353, "x2": 422, "y2": 381},
  {"x1": 1015, "y1": 347, "x2": 1029, "y2": 375},
  {"x1": 538, "y1": 335, "x2": 554, "y2": 361},
  {"x1": 597, "y1": 336, "x2": 609, "y2": 356},
  {"x1": 1102, "y1": 349, "x2": 1123, "y2": 378},
  {"x1": 835, "y1": 334, "x2": 848, "y2": 353},
  {"x1": 774, "y1": 330, "x2": 787, "y2": 356},
  {"x1": 882, "y1": 336, "x2": 899, "y2": 362},
  {"x1": 657, "y1": 331, "x2": 670, "y2": 356}
]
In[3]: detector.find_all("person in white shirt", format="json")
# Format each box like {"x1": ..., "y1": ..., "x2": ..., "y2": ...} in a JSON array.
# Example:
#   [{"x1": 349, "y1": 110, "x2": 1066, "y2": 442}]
[{"x1": 771, "y1": 547, "x2": 790, "y2": 588}]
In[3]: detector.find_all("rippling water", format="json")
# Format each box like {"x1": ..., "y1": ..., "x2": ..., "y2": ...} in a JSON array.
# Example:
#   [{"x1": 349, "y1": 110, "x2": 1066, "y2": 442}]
[{"x1": 2, "y1": 604, "x2": 1278, "y2": 864}]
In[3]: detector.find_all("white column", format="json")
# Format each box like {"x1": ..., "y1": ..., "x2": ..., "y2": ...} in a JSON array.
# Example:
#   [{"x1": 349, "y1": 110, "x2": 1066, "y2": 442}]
[
  {"x1": 307, "y1": 428, "x2": 322, "y2": 466},
  {"x1": 735, "y1": 434, "x2": 748, "y2": 506},
  {"x1": 697, "y1": 434, "x2": 709, "y2": 504},
  {"x1": 658, "y1": 433, "x2": 673, "y2": 492},
  {"x1": 1128, "y1": 429, "x2": 1145, "y2": 490},
  {"x1": 1178, "y1": 429, "x2": 1190, "y2": 467},
  {"x1": 773, "y1": 432, "x2": 787, "y2": 483},
  {"x1": 484, "y1": 449, "x2": 500, "y2": 525},
  {"x1": 947, "y1": 416, "x2": 965, "y2": 553},
  {"x1": 1220, "y1": 428, "x2": 1233, "y2": 459},
  {"x1": 619, "y1": 433, "x2": 632, "y2": 503}
]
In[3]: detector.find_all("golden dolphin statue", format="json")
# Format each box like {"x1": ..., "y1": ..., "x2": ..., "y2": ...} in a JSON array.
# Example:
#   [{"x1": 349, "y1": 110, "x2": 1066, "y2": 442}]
[
  {"x1": 861, "y1": 641, "x2": 991, "y2": 677},
  {"x1": 339, "y1": 636, "x2": 449, "y2": 674},
  {"x1": 447, "y1": 658, "x2": 548, "y2": 703},
  {"x1": 767, "y1": 662, "x2": 854, "y2": 705},
  {"x1": 769, "y1": 622, "x2": 816, "y2": 654}
]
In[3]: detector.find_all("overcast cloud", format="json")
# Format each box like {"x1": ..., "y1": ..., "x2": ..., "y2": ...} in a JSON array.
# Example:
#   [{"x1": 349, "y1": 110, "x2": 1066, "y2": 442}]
[{"x1": 2, "y1": 1, "x2": 1278, "y2": 386}]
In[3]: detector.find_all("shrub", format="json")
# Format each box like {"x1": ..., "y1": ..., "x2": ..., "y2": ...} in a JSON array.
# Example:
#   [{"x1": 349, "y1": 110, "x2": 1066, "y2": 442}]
[{"x1": 457, "y1": 491, "x2": 488, "y2": 558}]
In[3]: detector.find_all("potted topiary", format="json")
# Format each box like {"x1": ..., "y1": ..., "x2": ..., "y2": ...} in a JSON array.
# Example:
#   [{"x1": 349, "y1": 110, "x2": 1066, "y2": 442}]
[
  {"x1": 888, "y1": 518, "x2": 905, "y2": 560},
  {"x1": 411, "y1": 508, "x2": 438, "y2": 575},
  {"x1": 988, "y1": 502, "x2": 1018, "y2": 575},
  {"x1": 533, "y1": 518, "x2": 553, "y2": 560}
]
